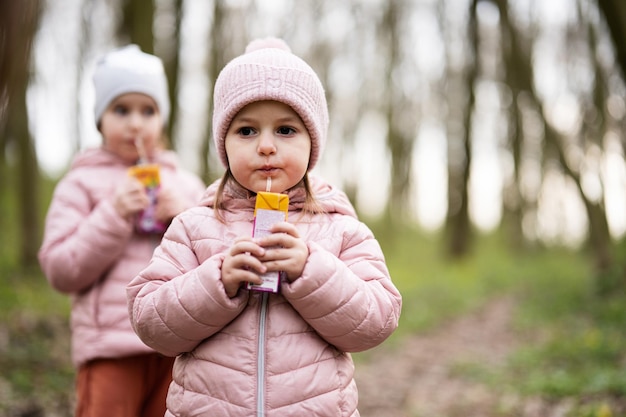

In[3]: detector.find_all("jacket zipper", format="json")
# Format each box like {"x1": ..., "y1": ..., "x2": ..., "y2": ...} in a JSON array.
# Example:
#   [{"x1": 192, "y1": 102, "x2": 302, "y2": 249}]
[{"x1": 256, "y1": 292, "x2": 269, "y2": 417}]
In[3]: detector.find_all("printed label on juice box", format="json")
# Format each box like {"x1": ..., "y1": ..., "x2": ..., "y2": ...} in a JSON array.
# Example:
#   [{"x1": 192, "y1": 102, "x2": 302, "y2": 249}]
[
  {"x1": 247, "y1": 192, "x2": 289, "y2": 293},
  {"x1": 128, "y1": 164, "x2": 167, "y2": 234}
]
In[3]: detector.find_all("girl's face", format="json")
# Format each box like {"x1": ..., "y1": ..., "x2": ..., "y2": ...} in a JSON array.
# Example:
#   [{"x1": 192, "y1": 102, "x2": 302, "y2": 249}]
[
  {"x1": 99, "y1": 93, "x2": 163, "y2": 164},
  {"x1": 225, "y1": 100, "x2": 311, "y2": 193}
]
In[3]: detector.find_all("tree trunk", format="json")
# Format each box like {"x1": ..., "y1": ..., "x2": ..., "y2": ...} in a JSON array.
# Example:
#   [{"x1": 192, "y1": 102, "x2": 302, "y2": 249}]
[
  {"x1": 495, "y1": 0, "x2": 616, "y2": 289},
  {"x1": 596, "y1": 0, "x2": 626, "y2": 84},
  {"x1": 201, "y1": 1, "x2": 226, "y2": 184},
  {"x1": 496, "y1": 0, "x2": 532, "y2": 250},
  {"x1": 163, "y1": 0, "x2": 183, "y2": 145},
  {"x1": 120, "y1": 0, "x2": 155, "y2": 54},
  {"x1": 0, "y1": 0, "x2": 43, "y2": 268},
  {"x1": 446, "y1": 0, "x2": 478, "y2": 258},
  {"x1": 382, "y1": 0, "x2": 415, "y2": 226}
]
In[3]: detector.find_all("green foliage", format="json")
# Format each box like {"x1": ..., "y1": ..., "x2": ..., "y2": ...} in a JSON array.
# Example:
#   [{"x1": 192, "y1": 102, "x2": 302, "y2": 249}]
[
  {"x1": 0, "y1": 269, "x2": 70, "y2": 319},
  {"x1": 0, "y1": 170, "x2": 70, "y2": 415},
  {"x1": 0, "y1": 165, "x2": 58, "y2": 271},
  {"x1": 595, "y1": 238, "x2": 626, "y2": 297},
  {"x1": 0, "y1": 174, "x2": 19, "y2": 270},
  {"x1": 0, "y1": 267, "x2": 72, "y2": 415}
]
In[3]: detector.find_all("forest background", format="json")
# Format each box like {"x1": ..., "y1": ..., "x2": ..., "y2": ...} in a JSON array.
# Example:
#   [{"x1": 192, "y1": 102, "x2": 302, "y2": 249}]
[{"x1": 2, "y1": 0, "x2": 626, "y2": 416}]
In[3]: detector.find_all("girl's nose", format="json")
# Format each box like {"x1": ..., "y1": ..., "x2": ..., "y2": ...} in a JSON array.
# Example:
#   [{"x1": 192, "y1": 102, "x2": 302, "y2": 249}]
[
  {"x1": 257, "y1": 131, "x2": 277, "y2": 155},
  {"x1": 128, "y1": 111, "x2": 143, "y2": 129}
]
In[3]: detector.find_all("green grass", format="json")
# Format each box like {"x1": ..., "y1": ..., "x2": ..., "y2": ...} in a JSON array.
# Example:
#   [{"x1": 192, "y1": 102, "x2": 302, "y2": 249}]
[
  {"x1": 0, "y1": 268, "x2": 70, "y2": 318},
  {"x1": 498, "y1": 268, "x2": 626, "y2": 409},
  {"x1": 364, "y1": 221, "x2": 626, "y2": 414},
  {"x1": 436, "y1": 235, "x2": 626, "y2": 415},
  {"x1": 0, "y1": 172, "x2": 75, "y2": 415},
  {"x1": 0, "y1": 268, "x2": 73, "y2": 415},
  {"x1": 373, "y1": 224, "x2": 530, "y2": 339}
]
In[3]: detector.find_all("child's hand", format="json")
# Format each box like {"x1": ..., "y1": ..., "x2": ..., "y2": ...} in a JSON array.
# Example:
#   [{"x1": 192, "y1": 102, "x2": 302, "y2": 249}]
[
  {"x1": 113, "y1": 177, "x2": 149, "y2": 220},
  {"x1": 155, "y1": 186, "x2": 187, "y2": 223},
  {"x1": 256, "y1": 222, "x2": 308, "y2": 283},
  {"x1": 221, "y1": 237, "x2": 266, "y2": 297}
]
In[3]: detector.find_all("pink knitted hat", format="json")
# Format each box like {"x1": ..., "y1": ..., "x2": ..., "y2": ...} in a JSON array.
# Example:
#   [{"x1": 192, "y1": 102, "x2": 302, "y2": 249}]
[{"x1": 212, "y1": 37, "x2": 329, "y2": 170}]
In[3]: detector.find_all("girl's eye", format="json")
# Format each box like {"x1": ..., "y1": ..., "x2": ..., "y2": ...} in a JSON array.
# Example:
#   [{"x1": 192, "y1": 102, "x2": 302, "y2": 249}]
[
  {"x1": 113, "y1": 105, "x2": 129, "y2": 115},
  {"x1": 238, "y1": 127, "x2": 255, "y2": 136},
  {"x1": 142, "y1": 106, "x2": 156, "y2": 117},
  {"x1": 277, "y1": 126, "x2": 295, "y2": 135}
]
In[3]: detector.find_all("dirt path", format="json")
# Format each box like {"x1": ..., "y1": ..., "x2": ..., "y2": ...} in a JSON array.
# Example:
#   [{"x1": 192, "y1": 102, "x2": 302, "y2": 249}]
[
  {"x1": 5, "y1": 295, "x2": 598, "y2": 417},
  {"x1": 354, "y1": 296, "x2": 552, "y2": 417}
]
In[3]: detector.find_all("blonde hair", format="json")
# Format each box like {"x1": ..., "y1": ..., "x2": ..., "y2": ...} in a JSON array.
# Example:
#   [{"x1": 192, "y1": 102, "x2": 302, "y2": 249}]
[{"x1": 213, "y1": 170, "x2": 324, "y2": 223}]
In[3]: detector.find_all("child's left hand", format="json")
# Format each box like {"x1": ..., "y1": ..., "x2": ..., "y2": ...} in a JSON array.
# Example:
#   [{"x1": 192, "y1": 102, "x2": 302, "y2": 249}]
[{"x1": 256, "y1": 222, "x2": 309, "y2": 282}]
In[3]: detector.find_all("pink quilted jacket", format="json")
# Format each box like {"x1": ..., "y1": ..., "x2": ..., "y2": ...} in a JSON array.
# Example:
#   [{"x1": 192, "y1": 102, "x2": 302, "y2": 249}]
[
  {"x1": 127, "y1": 177, "x2": 402, "y2": 417},
  {"x1": 38, "y1": 147, "x2": 205, "y2": 367}
]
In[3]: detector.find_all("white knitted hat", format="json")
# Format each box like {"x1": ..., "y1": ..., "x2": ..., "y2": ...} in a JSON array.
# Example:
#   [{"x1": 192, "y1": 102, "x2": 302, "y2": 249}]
[{"x1": 93, "y1": 45, "x2": 170, "y2": 125}]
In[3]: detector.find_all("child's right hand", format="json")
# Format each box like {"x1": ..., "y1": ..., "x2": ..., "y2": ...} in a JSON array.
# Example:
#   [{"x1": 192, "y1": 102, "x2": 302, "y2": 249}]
[
  {"x1": 221, "y1": 237, "x2": 266, "y2": 297},
  {"x1": 113, "y1": 177, "x2": 150, "y2": 220}
]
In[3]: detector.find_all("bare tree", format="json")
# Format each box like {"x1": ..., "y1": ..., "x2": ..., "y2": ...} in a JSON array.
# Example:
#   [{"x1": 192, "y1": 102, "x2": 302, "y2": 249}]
[
  {"x1": 201, "y1": 1, "x2": 230, "y2": 183},
  {"x1": 380, "y1": 0, "x2": 418, "y2": 226},
  {"x1": 15, "y1": 0, "x2": 626, "y2": 271},
  {"x1": 492, "y1": 0, "x2": 618, "y2": 290},
  {"x1": 597, "y1": 0, "x2": 626, "y2": 87},
  {"x1": 119, "y1": 0, "x2": 155, "y2": 53},
  {"x1": 0, "y1": 0, "x2": 44, "y2": 267},
  {"x1": 443, "y1": 0, "x2": 478, "y2": 258},
  {"x1": 497, "y1": 0, "x2": 533, "y2": 249},
  {"x1": 575, "y1": 0, "x2": 615, "y2": 291},
  {"x1": 158, "y1": 0, "x2": 183, "y2": 145}
]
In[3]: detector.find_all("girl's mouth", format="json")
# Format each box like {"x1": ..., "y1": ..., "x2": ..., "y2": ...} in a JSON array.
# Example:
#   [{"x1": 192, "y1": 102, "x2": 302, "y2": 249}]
[{"x1": 259, "y1": 167, "x2": 277, "y2": 176}]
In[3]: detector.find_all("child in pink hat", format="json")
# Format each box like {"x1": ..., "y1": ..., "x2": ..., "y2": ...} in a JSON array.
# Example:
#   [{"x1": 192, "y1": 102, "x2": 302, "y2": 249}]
[{"x1": 127, "y1": 38, "x2": 402, "y2": 417}]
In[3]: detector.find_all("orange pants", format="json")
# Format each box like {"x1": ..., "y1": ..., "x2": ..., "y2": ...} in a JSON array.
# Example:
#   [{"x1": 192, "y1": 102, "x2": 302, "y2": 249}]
[{"x1": 75, "y1": 353, "x2": 175, "y2": 417}]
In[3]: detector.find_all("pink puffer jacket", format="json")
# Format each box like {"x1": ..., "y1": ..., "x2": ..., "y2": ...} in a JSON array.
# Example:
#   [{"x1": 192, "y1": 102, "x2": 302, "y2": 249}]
[
  {"x1": 38, "y1": 147, "x2": 205, "y2": 367},
  {"x1": 127, "y1": 177, "x2": 402, "y2": 417}
]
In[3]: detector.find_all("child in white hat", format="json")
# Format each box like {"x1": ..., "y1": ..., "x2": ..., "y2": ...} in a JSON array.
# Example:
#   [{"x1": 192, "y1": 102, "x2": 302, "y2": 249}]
[{"x1": 39, "y1": 45, "x2": 206, "y2": 417}]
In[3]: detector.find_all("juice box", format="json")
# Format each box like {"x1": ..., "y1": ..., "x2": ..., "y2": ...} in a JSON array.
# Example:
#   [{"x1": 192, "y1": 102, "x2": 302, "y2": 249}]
[
  {"x1": 128, "y1": 164, "x2": 167, "y2": 234},
  {"x1": 247, "y1": 191, "x2": 289, "y2": 293}
]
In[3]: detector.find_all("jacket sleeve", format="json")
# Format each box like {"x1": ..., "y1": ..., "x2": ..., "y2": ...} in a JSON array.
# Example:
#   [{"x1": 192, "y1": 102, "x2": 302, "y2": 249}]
[
  {"x1": 38, "y1": 175, "x2": 134, "y2": 293},
  {"x1": 281, "y1": 220, "x2": 402, "y2": 353},
  {"x1": 126, "y1": 214, "x2": 247, "y2": 357}
]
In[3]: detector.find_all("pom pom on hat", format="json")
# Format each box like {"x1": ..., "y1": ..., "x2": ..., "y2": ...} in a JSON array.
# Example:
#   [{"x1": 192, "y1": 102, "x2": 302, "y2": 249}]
[
  {"x1": 93, "y1": 45, "x2": 170, "y2": 126},
  {"x1": 212, "y1": 37, "x2": 329, "y2": 171}
]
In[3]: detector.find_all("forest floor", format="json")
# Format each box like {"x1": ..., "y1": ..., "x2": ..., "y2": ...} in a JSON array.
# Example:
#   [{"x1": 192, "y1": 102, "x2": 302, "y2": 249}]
[
  {"x1": 354, "y1": 296, "x2": 578, "y2": 417},
  {"x1": 3, "y1": 295, "x2": 615, "y2": 417}
]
